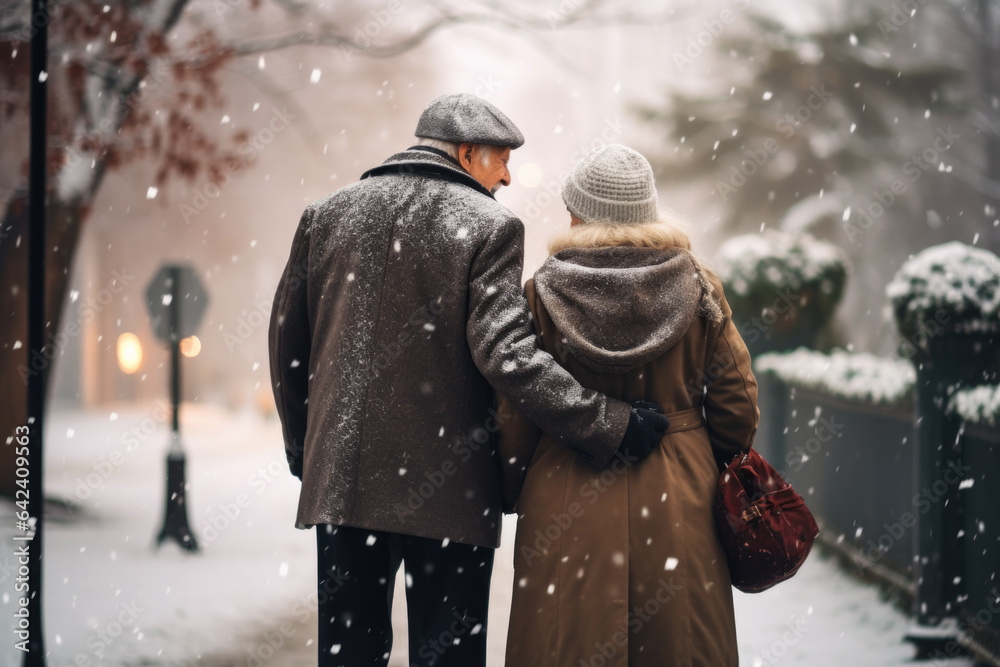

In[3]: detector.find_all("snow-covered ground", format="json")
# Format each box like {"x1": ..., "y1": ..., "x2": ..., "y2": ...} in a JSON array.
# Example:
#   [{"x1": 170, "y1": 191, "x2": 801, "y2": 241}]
[
  {"x1": 0, "y1": 403, "x2": 317, "y2": 667},
  {"x1": 0, "y1": 405, "x2": 973, "y2": 666}
]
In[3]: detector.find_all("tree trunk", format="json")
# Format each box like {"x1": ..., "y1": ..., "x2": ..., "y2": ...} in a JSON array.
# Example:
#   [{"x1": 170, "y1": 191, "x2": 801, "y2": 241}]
[{"x1": 0, "y1": 189, "x2": 86, "y2": 496}]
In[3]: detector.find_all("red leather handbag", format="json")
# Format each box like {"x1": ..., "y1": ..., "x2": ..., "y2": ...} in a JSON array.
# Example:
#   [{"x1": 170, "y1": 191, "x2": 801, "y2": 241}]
[{"x1": 714, "y1": 448, "x2": 820, "y2": 593}]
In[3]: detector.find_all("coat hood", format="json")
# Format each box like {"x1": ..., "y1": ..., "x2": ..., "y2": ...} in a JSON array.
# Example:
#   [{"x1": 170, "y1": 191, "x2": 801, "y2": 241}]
[{"x1": 534, "y1": 228, "x2": 722, "y2": 374}]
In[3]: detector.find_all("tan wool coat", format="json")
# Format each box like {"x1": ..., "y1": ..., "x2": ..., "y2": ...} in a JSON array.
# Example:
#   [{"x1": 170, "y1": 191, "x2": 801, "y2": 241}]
[{"x1": 498, "y1": 221, "x2": 760, "y2": 667}]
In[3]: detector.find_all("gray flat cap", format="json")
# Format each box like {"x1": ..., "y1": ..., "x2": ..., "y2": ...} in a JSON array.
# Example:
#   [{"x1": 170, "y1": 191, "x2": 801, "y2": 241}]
[{"x1": 415, "y1": 93, "x2": 525, "y2": 149}]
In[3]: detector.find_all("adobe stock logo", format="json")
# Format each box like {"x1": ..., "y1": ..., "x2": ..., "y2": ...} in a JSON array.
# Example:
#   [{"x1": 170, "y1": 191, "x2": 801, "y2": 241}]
[
  {"x1": 859, "y1": 461, "x2": 971, "y2": 569},
  {"x1": 17, "y1": 268, "x2": 134, "y2": 384},
  {"x1": 714, "y1": 86, "x2": 834, "y2": 201},
  {"x1": 339, "y1": 1, "x2": 405, "y2": 62},
  {"x1": 672, "y1": 0, "x2": 752, "y2": 71},
  {"x1": 842, "y1": 126, "x2": 960, "y2": 243}
]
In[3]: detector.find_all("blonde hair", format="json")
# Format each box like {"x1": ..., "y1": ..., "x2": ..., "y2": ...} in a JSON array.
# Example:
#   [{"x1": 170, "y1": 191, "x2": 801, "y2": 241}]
[{"x1": 549, "y1": 209, "x2": 694, "y2": 255}]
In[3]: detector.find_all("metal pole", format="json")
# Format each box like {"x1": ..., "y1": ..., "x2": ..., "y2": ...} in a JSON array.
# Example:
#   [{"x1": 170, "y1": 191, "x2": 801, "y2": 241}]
[
  {"x1": 155, "y1": 267, "x2": 198, "y2": 551},
  {"x1": 910, "y1": 343, "x2": 963, "y2": 628},
  {"x1": 170, "y1": 267, "x2": 181, "y2": 435},
  {"x1": 23, "y1": 0, "x2": 49, "y2": 664}
]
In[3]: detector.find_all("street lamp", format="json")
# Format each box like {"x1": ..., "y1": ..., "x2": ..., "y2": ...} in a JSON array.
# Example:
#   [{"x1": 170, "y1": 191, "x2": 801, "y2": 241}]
[{"x1": 116, "y1": 332, "x2": 143, "y2": 373}]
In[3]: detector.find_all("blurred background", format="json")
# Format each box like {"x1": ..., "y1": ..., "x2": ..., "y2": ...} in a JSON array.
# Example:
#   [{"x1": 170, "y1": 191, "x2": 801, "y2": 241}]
[{"x1": 0, "y1": 0, "x2": 998, "y2": 665}]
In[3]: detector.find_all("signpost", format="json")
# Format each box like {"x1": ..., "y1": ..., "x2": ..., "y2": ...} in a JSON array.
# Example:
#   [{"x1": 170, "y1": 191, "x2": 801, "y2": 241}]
[{"x1": 145, "y1": 264, "x2": 208, "y2": 552}]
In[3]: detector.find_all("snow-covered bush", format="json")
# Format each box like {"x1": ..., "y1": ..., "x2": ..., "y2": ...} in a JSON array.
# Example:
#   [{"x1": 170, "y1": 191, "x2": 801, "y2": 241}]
[
  {"x1": 716, "y1": 231, "x2": 848, "y2": 353},
  {"x1": 948, "y1": 385, "x2": 1000, "y2": 426},
  {"x1": 756, "y1": 348, "x2": 915, "y2": 406},
  {"x1": 717, "y1": 230, "x2": 847, "y2": 297},
  {"x1": 887, "y1": 242, "x2": 1000, "y2": 345}
]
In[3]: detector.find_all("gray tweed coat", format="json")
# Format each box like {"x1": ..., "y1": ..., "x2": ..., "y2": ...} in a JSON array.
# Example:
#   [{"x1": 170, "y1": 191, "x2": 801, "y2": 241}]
[{"x1": 268, "y1": 147, "x2": 630, "y2": 548}]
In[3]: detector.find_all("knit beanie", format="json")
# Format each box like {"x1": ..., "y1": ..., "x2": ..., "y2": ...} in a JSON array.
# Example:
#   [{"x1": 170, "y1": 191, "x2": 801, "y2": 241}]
[{"x1": 561, "y1": 144, "x2": 659, "y2": 224}]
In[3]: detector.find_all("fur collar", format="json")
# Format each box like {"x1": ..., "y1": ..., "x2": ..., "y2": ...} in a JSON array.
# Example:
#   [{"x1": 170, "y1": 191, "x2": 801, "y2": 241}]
[{"x1": 549, "y1": 220, "x2": 695, "y2": 255}]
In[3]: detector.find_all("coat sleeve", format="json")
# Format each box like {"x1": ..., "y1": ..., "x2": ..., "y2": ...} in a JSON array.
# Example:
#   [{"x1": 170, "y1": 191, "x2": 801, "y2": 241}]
[
  {"x1": 466, "y1": 216, "x2": 631, "y2": 468},
  {"x1": 495, "y1": 390, "x2": 542, "y2": 514},
  {"x1": 268, "y1": 207, "x2": 314, "y2": 480},
  {"x1": 702, "y1": 287, "x2": 760, "y2": 467},
  {"x1": 494, "y1": 285, "x2": 545, "y2": 513}
]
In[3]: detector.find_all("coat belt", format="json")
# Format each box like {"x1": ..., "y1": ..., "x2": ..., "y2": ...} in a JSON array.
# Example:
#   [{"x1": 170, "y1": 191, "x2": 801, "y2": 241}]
[{"x1": 662, "y1": 407, "x2": 705, "y2": 434}]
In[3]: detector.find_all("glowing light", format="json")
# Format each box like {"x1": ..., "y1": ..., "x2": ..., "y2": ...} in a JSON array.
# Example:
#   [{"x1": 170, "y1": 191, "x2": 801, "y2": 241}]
[
  {"x1": 517, "y1": 163, "x2": 544, "y2": 188},
  {"x1": 179, "y1": 335, "x2": 201, "y2": 358},
  {"x1": 117, "y1": 333, "x2": 143, "y2": 374}
]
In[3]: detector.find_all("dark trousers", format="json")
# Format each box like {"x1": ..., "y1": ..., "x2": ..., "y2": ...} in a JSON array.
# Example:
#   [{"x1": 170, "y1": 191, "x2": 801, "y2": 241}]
[{"x1": 316, "y1": 524, "x2": 494, "y2": 667}]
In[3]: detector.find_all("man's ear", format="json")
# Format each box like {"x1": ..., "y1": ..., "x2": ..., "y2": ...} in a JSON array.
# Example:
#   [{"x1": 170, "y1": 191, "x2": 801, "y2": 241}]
[{"x1": 458, "y1": 142, "x2": 475, "y2": 170}]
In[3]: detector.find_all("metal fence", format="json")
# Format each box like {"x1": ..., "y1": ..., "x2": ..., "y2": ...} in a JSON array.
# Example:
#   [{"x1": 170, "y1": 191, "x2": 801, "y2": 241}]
[
  {"x1": 756, "y1": 372, "x2": 999, "y2": 664},
  {"x1": 957, "y1": 420, "x2": 1000, "y2": 663}
]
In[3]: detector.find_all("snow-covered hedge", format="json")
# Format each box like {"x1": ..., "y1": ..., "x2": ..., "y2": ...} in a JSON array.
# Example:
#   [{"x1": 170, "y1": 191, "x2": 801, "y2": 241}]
[
  {"x1": 716, "y1": 231, "x2": 849, "y2": 353},
  {"x1": 756, "y1": 348, "x2": 915, "y2": 406},
  {"x1": 757, "y1": 349, "x2": 1000, "y2": 422},
  {"x1": 948, "y1": 385, "x2": 1000, "y2": 426},
  {"x1": 887, "y1": 241, "x2": 1000, "y2": 342},
  {"x1": 717, "y1": 231, "x2": 847, "y2": 297}
]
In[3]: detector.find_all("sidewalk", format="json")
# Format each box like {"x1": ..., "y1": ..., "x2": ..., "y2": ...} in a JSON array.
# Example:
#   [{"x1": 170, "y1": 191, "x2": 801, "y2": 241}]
[
  {"x1": 445, "y1": 516, "x2": 969, "y2": 667},
  {"x1": 0, "y1": 406, "x2": 973, "y2": 666}
]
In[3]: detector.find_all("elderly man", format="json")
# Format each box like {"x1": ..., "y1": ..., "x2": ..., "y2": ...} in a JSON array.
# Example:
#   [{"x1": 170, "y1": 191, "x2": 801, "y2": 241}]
[{"x1": 268, "y1": 93, "x2": 668, "y2": 667}]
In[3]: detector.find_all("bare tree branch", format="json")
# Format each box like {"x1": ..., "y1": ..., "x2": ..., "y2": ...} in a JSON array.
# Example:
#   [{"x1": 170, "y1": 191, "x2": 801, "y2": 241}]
[
  {"x1": 222, "y1": 1, "x2": 700, "y2": 60},
  {"x1": 228, "y1": 12, "x2": 470, "y2": 59},
  {"x1": 228, "y1": 65, "x2": 328, "y2": 160},
  {"x1": 0, "y1": 0, "x2": 32, "y2": 41},
  {"x1": 267, "y1": 0, "x2": 311, "y2": 12}
]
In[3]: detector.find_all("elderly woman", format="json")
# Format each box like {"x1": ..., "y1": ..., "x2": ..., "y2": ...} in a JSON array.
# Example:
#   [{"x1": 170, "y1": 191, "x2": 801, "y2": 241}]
[{"x1": 498, "y1": 144, "x2": 759, "y2": 666}]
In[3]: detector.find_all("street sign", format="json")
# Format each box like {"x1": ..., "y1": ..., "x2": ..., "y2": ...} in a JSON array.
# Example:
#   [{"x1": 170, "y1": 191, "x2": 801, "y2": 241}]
[
  {"x1": 145, "y1": 263, "x2": 208, "y2": 553},
  {"x1": 145, "y1": 265, "x2": 208, "y2": 343}
]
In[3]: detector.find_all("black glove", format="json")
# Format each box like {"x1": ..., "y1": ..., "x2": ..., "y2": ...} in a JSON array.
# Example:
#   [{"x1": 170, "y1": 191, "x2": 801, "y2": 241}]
[{"x1": 618, "y1": 400, "x2": 670, "y2": 462}]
